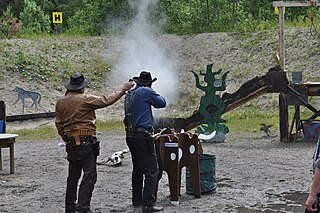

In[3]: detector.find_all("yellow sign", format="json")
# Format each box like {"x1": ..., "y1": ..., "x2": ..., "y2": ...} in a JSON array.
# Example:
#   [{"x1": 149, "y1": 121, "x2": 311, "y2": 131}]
[{"x1": 52, "y1": 12, "x2": 63, "y2": 24}]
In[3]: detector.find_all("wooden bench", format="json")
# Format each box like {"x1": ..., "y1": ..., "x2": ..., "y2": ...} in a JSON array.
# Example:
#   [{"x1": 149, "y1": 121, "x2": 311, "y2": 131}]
[{"x1": 0, "y1": 134, "x2": 18, "y2": 174}]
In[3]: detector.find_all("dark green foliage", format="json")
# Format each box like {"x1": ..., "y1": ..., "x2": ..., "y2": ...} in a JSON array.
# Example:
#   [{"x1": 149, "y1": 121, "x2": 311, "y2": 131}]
[
  {"x1": 0, "y1": 0, "x2": 319, "y2": 35},
  {"x1": 19, "y1": 0, "x2": 51, "y2": 33}
]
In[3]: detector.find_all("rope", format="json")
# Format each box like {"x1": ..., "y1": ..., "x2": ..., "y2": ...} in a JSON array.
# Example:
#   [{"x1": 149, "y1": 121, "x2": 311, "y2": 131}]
[{"x1": 310, "y1": 15, "x2": 317, "y2": 36}]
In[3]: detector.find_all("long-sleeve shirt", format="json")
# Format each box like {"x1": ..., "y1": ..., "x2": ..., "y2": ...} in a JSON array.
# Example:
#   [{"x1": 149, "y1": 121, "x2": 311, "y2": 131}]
[
  {"x1": 55, "y1": 89, "x2": 125, "y2": 136},
  {"x1": 124, "y1": 86, "x2": 166, "y2": 130}
]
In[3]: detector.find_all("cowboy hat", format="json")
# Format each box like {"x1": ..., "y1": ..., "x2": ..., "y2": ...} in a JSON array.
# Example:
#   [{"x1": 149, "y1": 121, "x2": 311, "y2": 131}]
[
  {"x1": 64, "y1": 72, "x2": 90, "y2": 91},
  {"x1": 132, "y1": 71, "x2": 157, "y2": 86}
]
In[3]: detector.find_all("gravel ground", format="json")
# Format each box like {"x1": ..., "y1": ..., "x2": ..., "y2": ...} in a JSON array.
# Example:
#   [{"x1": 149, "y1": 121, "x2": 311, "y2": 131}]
[
  {"x1": 0, "y1": 120, "x2": 317, "y2": 213},
  {"x1": 1, "y1": 29, "x2": 320, "y2": 213}
]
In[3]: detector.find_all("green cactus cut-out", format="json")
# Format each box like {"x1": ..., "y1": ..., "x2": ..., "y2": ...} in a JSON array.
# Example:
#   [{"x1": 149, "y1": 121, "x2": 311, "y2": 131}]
[{"x1": 192, "y1": 64, "x2": 229, "y2": 134}]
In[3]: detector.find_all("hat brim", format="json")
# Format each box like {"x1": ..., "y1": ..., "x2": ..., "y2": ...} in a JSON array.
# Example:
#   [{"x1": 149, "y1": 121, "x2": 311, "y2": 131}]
[
  {"x1": 64, "y1": 79, "x2": 90, "y2": 91},
  {"x1": 132, "y1": 77, "x2": 157, "y2": 86}
]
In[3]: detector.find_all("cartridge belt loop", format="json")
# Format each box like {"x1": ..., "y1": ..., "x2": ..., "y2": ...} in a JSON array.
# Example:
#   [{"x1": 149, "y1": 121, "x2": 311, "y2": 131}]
[{"x1": 66, "y1": 130, "x2": 96, "y2": 137}]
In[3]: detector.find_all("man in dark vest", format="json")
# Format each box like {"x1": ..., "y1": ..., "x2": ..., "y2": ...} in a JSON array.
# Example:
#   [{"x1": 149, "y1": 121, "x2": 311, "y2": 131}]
[
  {"x1": 124, "y1": 71, "x2": 166, "y2": 212},
  {"x1": 55, "y1": 72, "x2": 134, "y2": 213}
]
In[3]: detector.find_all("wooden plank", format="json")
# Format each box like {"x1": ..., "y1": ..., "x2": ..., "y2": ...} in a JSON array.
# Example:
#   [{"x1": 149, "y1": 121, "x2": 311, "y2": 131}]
[
  {"x1": 279, "y1": 93, "x2": 289, "y2": 142},
  {"x1": 6, "y1": 112, "x2": 56, "y2": 122},
  {"x1": 10, "y1": 142, "x2": 14, "y2": 174},
  {"x1": 273, "y1": 1, "x2": 320, "y2": 7},
  {"x1": 224, "y1": 87, "x2": 267, "y2": 112}
]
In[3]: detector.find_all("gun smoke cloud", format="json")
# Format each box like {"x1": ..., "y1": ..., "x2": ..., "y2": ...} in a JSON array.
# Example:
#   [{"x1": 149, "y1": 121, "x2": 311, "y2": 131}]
[{"x1": 106, "y1": 0, "x2": 178, "y2": 104}]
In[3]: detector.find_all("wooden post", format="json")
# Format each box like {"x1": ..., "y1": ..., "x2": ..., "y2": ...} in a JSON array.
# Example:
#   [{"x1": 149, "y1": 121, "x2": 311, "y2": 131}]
[
  {"x1": 279, "y1": 94, "x2": 289, "y2": 142},
  {"x1": 273, "y1": 1, "x2": 320, "y2": 69},
  {"x1": 279, "y1": 6, "x2": 285, "y2": 70},
  {"x1": 295, "y1": 105, "x2": 301, "y2": 139},
  {"x1": 0, "y1": 101, "x2": 5, "y2": 133}
]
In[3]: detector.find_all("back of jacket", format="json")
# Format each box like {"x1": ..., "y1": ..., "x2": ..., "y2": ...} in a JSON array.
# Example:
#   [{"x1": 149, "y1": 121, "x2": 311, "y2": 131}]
[{"x1": 56, "y1": 89, "x2": 125, "y2": 136}]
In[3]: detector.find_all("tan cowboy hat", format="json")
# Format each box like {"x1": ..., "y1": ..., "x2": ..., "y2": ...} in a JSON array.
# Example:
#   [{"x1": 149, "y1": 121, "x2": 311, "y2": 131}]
[
  {"x1": 64, "y1": 72, "x2": 90, "y2": 91},
  {"x1": 132, "y1": 71, "x2": 157, "y2": 86}
]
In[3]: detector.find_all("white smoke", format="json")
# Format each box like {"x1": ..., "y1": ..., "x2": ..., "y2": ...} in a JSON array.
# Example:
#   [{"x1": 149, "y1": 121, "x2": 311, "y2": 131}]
[{"x1": 108, "y1": 0, "x2": 177, "y2": 104}]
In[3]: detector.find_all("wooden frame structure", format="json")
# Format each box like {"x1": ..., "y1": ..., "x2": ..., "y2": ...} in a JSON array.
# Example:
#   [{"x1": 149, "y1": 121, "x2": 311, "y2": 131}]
[
  {"x1": 0, "y1": 101, "x2": 17, "y2": 174},
  {"x1": 273, "y1": 1, "x2": 320, "y2": 142},
  {"x1": 273, "y1": 1, "x2": 320, "y2": 70},
  {"x1": 0, "y1": 135, "x2": 16, "y2": 174}
]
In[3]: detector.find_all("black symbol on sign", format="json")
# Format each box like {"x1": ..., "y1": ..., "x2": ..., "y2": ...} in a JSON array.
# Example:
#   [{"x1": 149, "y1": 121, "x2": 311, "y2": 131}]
[{"x1": 54, "y1": 14, "x2": 61, "y2": 22}]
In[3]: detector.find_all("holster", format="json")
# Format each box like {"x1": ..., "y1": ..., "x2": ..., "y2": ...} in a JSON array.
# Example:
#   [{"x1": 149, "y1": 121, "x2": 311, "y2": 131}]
[
  {"x1": 65, "y1": 136, "x2": 100, "y2": 161},
  {"x1": 155, "y1": 137, "x2": 163, "y2": 181},
  {"x1": 90, "y1": 137, "x2": 100, "y2": 156},
  {"x1": 144, "y1": 131, "x2": 154, "y2": 153},
  {"x1": 66, "y1": 143, "x2": 76, "y2": 162}
]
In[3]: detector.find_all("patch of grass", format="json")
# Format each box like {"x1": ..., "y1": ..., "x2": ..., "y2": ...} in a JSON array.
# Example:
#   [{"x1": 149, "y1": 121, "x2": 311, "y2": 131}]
[
  {"x1": 8, "y1": 126, "x2": 60, "y2": 141},
  {"x1": 224, "y1": 104, "x2": 317, "y2": 134},
  {"x1": 1, "y1": 36, "x2": 111, "y2": 90},
  {"x1": 224, "y1": 106, "x2": 279, "y2": 133},
  {"x1": 8, "y1": 119, "x2": 125, "y2": 141},
  {"x1": 96, "y1": 120, "x2": 125, "y2": 133}
]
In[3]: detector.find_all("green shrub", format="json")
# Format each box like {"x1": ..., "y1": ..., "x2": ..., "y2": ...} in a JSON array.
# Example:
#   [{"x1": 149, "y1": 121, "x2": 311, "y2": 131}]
[
  {"x1": 67, "y1": 3, "x2": 102, "y2": 36},
  {"x1": 0, "y1": 5, "x2": 21, "y2": 39},
  {"x1": 19, "y1": 0, "x2": 51, "y2": 34}
]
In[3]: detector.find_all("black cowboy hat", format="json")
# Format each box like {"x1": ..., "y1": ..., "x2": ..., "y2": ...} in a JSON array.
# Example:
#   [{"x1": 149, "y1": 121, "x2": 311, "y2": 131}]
[
  {"x1": 132, "y1": 71, "x2": 157, "y2": 86},
  {"x1": 64, "y1": 72, "x2": 90, "y2": 91}
]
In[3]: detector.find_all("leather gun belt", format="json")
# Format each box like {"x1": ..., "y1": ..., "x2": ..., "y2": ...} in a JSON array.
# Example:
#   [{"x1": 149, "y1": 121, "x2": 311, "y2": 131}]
[{"x1": 65, "y1": 130, "x2": 96, "y2": 137}]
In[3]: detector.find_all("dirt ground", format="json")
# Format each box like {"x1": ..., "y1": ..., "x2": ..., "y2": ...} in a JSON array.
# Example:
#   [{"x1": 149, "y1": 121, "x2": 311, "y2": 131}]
[
  {"x1": 0, "y1": 118, "x2": 317, "y2": 213},
  {"x1": 1, "y1": 29, "x2": 320, "y2": 212}
]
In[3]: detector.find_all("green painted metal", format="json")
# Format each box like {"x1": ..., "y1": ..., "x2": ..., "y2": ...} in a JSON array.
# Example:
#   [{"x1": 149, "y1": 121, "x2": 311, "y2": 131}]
[
  {"x1": 192, "y1": 64, "x2": 229, "y2": 134},
  {"x1": 186, "y1": 154, "x2": 216, "y2": 195}
]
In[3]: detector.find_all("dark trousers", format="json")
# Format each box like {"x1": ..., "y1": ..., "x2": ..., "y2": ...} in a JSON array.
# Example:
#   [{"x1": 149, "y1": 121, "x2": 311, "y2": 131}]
[
  {"x1": 126, "y1": 133, "x2": 159, "y2": 207},
  {"x1": 65, "y1": 147, "x2": 97, "y2": 213}
]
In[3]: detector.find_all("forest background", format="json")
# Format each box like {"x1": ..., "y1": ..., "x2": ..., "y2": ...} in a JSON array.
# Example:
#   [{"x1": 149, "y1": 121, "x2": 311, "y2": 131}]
[{"x1": 1, "y1": 0, "x2": 320, "y2": 37}]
